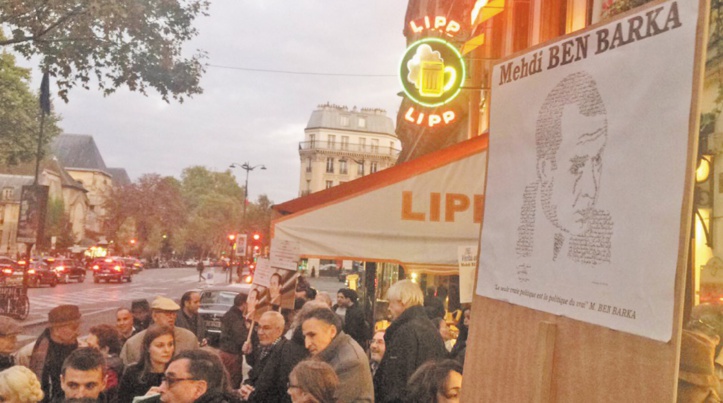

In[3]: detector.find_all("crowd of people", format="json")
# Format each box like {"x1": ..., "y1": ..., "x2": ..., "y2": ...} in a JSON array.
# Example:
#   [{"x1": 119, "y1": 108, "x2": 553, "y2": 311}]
[{"x1": 0, "y1": 278, "x2": 470, "y2": 403}]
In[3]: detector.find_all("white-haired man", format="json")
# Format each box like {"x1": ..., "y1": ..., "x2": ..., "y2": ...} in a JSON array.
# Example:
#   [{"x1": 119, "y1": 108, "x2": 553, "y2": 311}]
[{"x1": 374, "y1": 280, "x2": 447, "y2": 403}]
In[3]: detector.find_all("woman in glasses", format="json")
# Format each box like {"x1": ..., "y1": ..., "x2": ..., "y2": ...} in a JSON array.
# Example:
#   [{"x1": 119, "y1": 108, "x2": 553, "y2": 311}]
[
  {"x1": 287, "y1": 360, "x2": 339, "y2": 403},
  {"x1": 118, "y1": 325, "x2": 175, "y2": 403}
]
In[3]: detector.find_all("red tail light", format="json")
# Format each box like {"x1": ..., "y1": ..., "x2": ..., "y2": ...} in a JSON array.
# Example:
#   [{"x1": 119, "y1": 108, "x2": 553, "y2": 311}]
[{"x1": 92, "y1": 265, "x2": 100, "y2": 270}]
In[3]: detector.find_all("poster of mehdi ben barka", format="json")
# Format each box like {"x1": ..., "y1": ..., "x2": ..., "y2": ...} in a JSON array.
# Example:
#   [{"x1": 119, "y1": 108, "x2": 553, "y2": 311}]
[{"x1": 476, "y1": 0, "x2": 699, "y2": 342}]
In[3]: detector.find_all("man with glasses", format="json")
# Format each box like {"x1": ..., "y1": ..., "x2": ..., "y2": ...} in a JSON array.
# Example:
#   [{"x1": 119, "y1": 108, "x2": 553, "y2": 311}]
[
  {"x1": 120, "y1": 296, "x2": 199, "y2": 365},
  {"x1": 240, "y1": 311, "x2": 307, "y2": 402},
  {"x1": 155, "y1": 349, "x2": 240, "y2": 403}
]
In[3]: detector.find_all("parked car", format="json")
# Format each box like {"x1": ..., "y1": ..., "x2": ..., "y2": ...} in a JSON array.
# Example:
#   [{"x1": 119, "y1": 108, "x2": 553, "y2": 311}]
[
  {"x1": 198, "y1": 283, "x2": 252, "y2": 346},
  {"x1": 16, "y1": 259, "x2": 58, "y2": 287},
  {"x1": 0, "y1": 256, "x2": 20, "y2": 284},
  {"x1": 44, "y1": 257, "x2": 86, "y2": 283},
  {"x1": 91, "y1": 258, "x2": 133, "y2": 283},
  {"x1": 121, "y1": 257, "x2": 144, "y2": 273}
]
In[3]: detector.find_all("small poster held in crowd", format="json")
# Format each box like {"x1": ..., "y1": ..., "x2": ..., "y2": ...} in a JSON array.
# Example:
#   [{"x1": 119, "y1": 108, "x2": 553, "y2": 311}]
[{"x1": 458, "y1": 246, "x2": 477, "y2": 304}]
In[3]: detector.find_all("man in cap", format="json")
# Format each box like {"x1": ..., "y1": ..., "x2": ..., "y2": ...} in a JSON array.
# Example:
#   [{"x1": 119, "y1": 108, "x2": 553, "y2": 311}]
[
  {"x1": 120, "y1": 296, "x2": 199, "y2": 365},
  {"x1": 0, "y1": 316, "x2": 22, "y2": 371},
  {"x1": 28, "y1": 304, "x2": 82, "y2": 402}
]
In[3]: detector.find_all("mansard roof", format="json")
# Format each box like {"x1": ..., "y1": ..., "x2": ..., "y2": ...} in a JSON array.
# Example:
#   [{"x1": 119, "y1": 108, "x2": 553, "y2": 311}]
[{"x1": 305, "y1": 103, "x2": 396, "y2": 136}]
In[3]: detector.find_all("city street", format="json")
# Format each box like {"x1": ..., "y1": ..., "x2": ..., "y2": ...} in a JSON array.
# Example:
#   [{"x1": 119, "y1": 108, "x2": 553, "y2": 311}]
[{"x1": 15, "y1": 267, "x2": 343, "y2": 348}]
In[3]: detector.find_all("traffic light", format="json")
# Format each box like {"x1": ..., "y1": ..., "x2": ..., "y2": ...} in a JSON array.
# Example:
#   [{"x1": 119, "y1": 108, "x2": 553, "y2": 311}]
[{"x1": 251, "y1": 232, "x2": 262, "y2": 256}]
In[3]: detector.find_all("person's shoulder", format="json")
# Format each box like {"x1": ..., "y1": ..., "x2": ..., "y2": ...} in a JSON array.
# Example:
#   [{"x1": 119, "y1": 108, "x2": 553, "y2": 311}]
[{"x1": 175, "y1": 327, "x2": 198, "y2": 340}]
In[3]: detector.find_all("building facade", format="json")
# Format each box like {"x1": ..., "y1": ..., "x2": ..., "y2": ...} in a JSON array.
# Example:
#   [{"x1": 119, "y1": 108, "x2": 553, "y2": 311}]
[{"x1": 298, "y1": 103, "x2": 400, "y2": 196}]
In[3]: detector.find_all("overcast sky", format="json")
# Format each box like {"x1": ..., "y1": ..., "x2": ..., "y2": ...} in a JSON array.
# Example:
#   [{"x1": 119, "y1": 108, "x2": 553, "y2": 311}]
[{"x1": 33, "y1": 1, "x2": 409, "y2": 204}]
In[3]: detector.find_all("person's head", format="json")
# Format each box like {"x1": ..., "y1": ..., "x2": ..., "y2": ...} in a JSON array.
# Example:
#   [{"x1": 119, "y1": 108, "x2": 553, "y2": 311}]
[
  {"x1": 258, "y1": 311, "x2": 285, "y2": 346},
  {"x1": 336, "y1": 288, "x2": 358, "y2": 308},
  {"x1": 462, "y1": 307, "x2": 471, "y2": 327},
  {"x1": 87, "y1": 324, "x2": 122, "y2": 355},
  {"x1": 288, "y1": 360, "x2": 339, "y2": 403},
  {"x1": 0, "y1": 366, "x2": 44, "y2": 403},
  {"x1": 406, "y1": 359, "x2": 463, "y2": 403},
  {"x1": 300, "y1": 287, "x2": 318, "y2": 301},
  {"x1": 140, "y1": 325, "x2": 175, "y2": 372},
  {"x1": 159, "y1": 350, "x2": 229, "y2": 403},
  {"x1": 315, "y1": 292, "x2": 333, "y2": 308},
  {"x1": 151, "y1": 297, "x2": 181, "y2": 329},
  {"x1": 60, "y1": 347, "x2": 107, "y2": 400},
  {"x1": 0, "y1": 316, "x2": 21, "y2": 355},
  {"x1": 270, "y1": 273, "x2": 282, "y2": 290},
  {"x1": 233, "y1": 292, "x2": 248, "y2": 312},
  {"x1": 131, "y1": 299, "x2": 151, "y2": 321},
  {"x1": 180, "y1": 291, "x2": 201, "y2": 316},
  {"x1": 386, "y1": 280, "x2": 424, "y2": 320},
  {"x1": 435, "y1": 318, "x2": 451, "y2": 342},
  {"x1": 535, "y1": 71, "x2": 608, "y2": 236},
  {"x1": 248, "y1": 288, "x2": 260, "y2": 306},
  {"x1": 116, "y1": 308, "x2": 134, "y2": 335},
  {"x1": 48, "y1": 305, "x2": 82, "y2": 345},
  {"x1": 301, "y1": 307, "x2": 341, "y2": 356},
  {"x1": 370, "y1": 330, "x2": 386, "y2": 364}
]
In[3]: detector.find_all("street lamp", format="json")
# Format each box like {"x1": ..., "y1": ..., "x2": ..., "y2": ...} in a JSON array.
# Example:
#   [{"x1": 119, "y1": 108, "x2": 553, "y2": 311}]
[{"x1": 229, "y1": 162, "x2": 267, "y2": 223}]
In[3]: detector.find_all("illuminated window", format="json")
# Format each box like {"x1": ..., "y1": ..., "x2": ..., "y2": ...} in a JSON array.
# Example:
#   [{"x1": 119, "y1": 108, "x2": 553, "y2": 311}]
[
  {"x1": 359, "y1": 117, "x2": 366, "y2": 128},
  {"x1": 370, "y1": 162, "x2": 378, "y2": 173},
  {"x1": 326, "y1": 180, "x2": 333, "y2": 189},
  {"x1": 340, "y1": 160, "x2": 348, "y2": 175},
  {"x1": 341, "y1": 136, "x2": 349, "y2": 150},
  {"x1": 327, "y1": 135, "x2": 336, "y2": 149},
  {"x1": 326, "y1": 158, "x2": 334, "y2": 173}
]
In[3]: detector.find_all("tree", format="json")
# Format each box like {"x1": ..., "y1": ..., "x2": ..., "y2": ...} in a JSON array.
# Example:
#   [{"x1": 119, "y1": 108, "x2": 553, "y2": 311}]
[
  {"x1": 0, "y1": 0, "x2": 209, "y2": 102},
  {"x1": 0, "y1": 50, "x2": 61, "y2": 166},
  {"x1": 43, "y1": 197, "x2": 75, "y2": 250}
]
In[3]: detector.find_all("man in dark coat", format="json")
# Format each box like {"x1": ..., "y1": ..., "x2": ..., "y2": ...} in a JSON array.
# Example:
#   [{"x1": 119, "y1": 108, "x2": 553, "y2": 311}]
[
  {"x1": 336, "y1": 288, "x2": 370, "y2": 348},
  {"x1": 29, "y1": 304, "x2": 81, "y2": 403},
  {"x1": 374, "y1": 280, "x2": 447, "y2": 403},
  {"x1": 158, "y1": 350, "x2": 242, "y2": 403},
  {"x1": 240, "y1": 311, "x2": 307, "y2": 403},
  {"x1": 176, "y1": 290, "x2": 208, "y2": 345},
  {"x1": 219, "y1": 293, "x2": 248, "y2": 388}
]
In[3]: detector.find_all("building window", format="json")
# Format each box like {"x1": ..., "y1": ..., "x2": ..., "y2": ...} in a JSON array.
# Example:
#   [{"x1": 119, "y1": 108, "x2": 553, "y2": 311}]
[
  {"x1": 371, "y1": 139, "x2": 379, "y2": 153},
  {"x1": 326, "y1": 180, "x2": 333, "y2": 189},
  {"x1": 389, "y1": 141, "x2": 395, "y2": 154},
  {"x1": 339, "y1": 160, "x2": 348, "y2": 175},
  {"x1": 1, "y1": 188, "x2": 12, "y2": 200},
  {"x1": 341, "y1": 136, "x2": 349, "y2": 150},
  {"x1": 327, "y1": 135, "x2": 336, "y2": 149},
  {"x1": 370, "y1": 161, "x2": 378, "y2": 173},
  {"x1": 326, "y1": 158, "x2": 334, "y2": 173},
  {"x1": 357, "y1": 161, "x2": 365, "y2": 176},
  {"x1": 309, "y1": 134, "x2": 316, "y2": 148},
  {"x1": 307, "y1": 180, "x2": 311, "y2": 191},
  {"x1": 359, "y1": 138, "x2": 366, "y2": 152},
  {"x1": 341, "y1": 115, "x2": 349, "y2": 126},
  {"x1": 306, "y1": 158, "x2": 312, "y2": 173},
  {"x1": 359, "y1": 117, "x2": 366, "y2": 128}
]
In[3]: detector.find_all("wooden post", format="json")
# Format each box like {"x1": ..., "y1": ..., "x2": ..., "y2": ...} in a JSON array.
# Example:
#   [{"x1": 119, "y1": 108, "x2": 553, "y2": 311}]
[{"x1": 531, "y1": 321, "x2": 557, "y2": 403}]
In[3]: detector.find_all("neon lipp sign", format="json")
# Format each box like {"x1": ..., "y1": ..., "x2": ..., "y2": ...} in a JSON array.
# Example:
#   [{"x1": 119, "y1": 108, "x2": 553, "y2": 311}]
[{"x1": 399, "y1": 37, "x2": 466, "y2": 128}]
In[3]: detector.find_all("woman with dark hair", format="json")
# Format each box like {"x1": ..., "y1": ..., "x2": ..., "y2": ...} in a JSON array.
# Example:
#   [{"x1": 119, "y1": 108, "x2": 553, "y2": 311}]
[
  {"x1": 287, "y1": 360, "x2": 339, "y2": 403},
  {"x1": 405, "y1": 359, "x2": 463, "y2": 403},
  {"x1": 449, "y1": 307, "x2": 470, "y2": 364},
  {"x1": 269, "y1": 272, "x2": 283, "y2": 306},
  {"x1": 118, "y1": 325, "x2": 174, "y2": 403}
]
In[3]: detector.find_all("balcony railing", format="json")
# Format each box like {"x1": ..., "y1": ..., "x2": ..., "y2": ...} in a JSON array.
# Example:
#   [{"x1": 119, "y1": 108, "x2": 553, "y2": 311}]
[{"x1": 299, "y1": 141, "x2": 400, "y2": 156}]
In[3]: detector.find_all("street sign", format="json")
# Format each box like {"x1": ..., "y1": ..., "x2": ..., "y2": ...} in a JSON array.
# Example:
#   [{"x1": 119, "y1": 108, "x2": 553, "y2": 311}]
[{"x1": 235, "y1": 234, "x2": 247, "y2": 257}]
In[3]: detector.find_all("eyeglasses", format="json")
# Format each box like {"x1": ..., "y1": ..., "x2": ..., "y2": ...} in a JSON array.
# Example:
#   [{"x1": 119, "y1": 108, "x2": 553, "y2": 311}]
[{"x1": 161, "y1": 374, "x2": 197, "y2": 387}]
